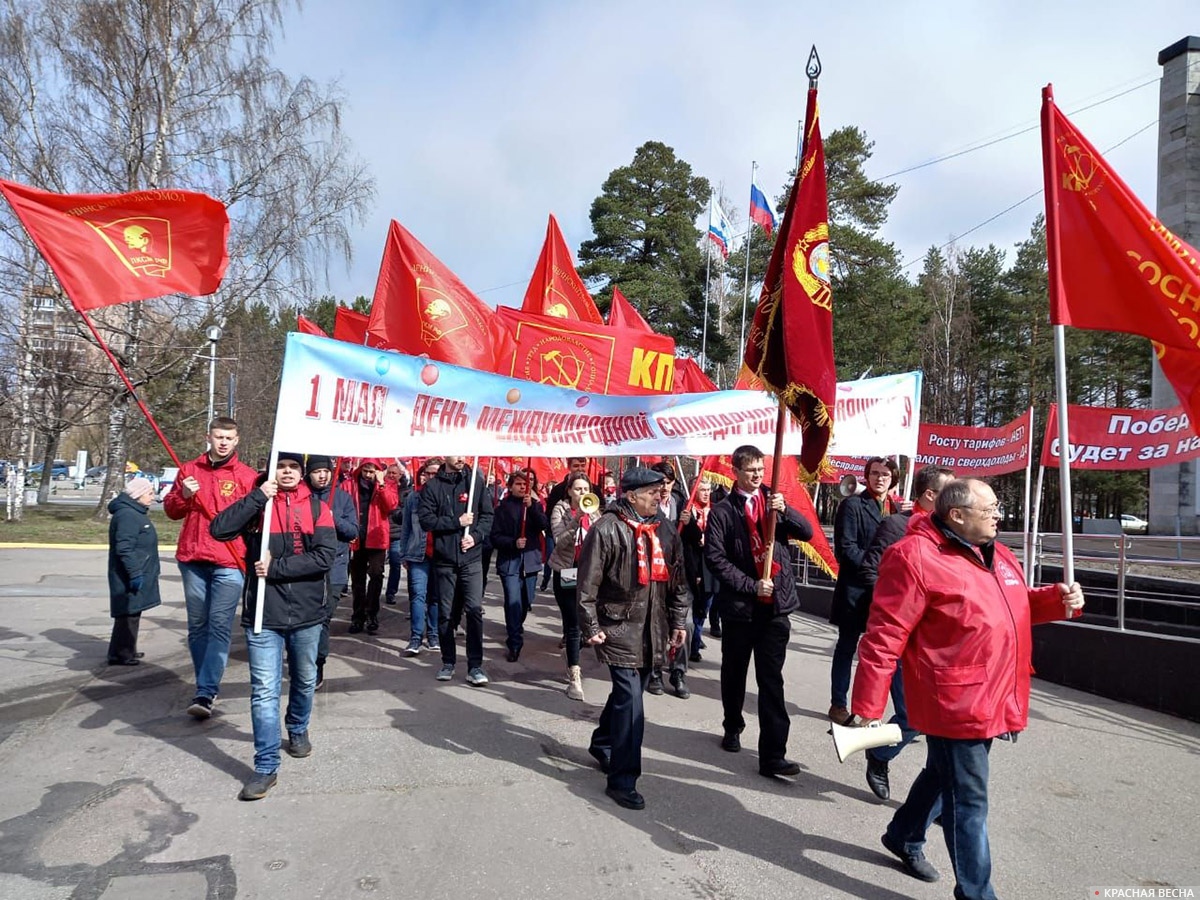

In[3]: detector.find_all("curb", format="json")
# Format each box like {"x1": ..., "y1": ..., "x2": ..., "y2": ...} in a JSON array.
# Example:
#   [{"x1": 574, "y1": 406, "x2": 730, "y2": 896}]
[{"x1": 0, "y1": 543, "x2": 180, "y2": 551}]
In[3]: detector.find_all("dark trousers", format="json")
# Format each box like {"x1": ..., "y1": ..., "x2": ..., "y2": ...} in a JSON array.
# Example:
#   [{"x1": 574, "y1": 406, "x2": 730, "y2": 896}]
[
  {"x1": 350, "y1": 548, "x2": 385, "y2": 624},
  {"x1": 108, "y1": 613, "x2": 141, "y2": 662},
  {"x1": 830, "y1": 621, "x2": 861, "y2": 708},
  {"x1": 590, "y1": 665, "x2": 651, "y2": 792},
  {"x1": 867, "y1": 663, "x2": 920, "y2": 764},
  {"x1": 435, "y1": 559, "x2": 484, "y2": 669},
  {"x1": 499, "y1": 570, "x2": 536, "y2": 653},
  {"x1": 551, "y1": 572, "x2": 581, "y2": 667},
  {"x1": 317, "y1": 577, "x2": 346, "y2": 664},
  {"x1": 719, "y1": 614, "x2": 791, "y2": 763},
  {"x1": 887, "y1": 737, "x2": 993, "y2": 900}
]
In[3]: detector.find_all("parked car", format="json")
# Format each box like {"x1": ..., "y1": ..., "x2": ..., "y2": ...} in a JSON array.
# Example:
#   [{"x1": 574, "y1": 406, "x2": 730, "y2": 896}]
[
  {"x1": 28, "y1": 460, "x2": 71, "y2": 481},
  {"x1": 1120, "y1": 514, "x2": 1149, "y2": 534},
  {"x1": 85, "y1": 465, "x2": 108, "y2": 484}
]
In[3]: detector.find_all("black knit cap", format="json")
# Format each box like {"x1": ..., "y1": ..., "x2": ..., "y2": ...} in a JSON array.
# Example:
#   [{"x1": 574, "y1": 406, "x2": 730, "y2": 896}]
[
  {"x1": 276, "y1": 452, "x2": 305, "y2": 467},
  {"x1": 620, "y1": 466, "x2": 665, "y2": 492},
  {"x1": 305, "y1": 454, "x2": 334, "y2": 475}
]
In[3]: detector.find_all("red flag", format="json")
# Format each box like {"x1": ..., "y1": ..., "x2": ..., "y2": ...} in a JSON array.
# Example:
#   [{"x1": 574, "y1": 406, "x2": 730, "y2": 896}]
[
  {"x1": 522, "y1": 214, "x2": 604, "y2": 324},
  {"x1": 1042, "y1": 89, "x2": 1200, "y2": 421},
  {"x1": 297, "y1": 314, "x2": 328, "y2": 337},
  {"x1": 673, "y1": 356, "x2": 718, "y2": 394},
  {"x1": 698, "y1": 453, "x2": 837, "y2": 578},
  {"x1": 0, "y1": 179, "x2": 229, "y2": 310},
  {"x1": 742, "y1": 87, "x2": 836, "y2": 478},
  {"x1": 367, "y1": 220, "x2": 498, "y2": 370},
  {"x1": 606, "y1": 286, "x2": 653, "y2": 333},
  {"x1": 333, "y1": 306, "x2": 388, "y2": 348},
  {"x1": 494, "y1": 306, "x2": 675, "y2": 395}
]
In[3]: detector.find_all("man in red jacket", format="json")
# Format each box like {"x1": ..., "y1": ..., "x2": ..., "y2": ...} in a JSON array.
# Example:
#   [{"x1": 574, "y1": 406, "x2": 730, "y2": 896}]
[
  {"x1": 341, "y1": 459, "x2": 400, "y2": 635},
  {"x1": 852, "y1": 478, "x2": 1083, "y2": 898},
  {"x1": 162, "y1": 417, "x2": 259, "y2": 719}
]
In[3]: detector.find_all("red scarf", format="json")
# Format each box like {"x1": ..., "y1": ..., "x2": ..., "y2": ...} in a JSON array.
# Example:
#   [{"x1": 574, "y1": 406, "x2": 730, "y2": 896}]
[
  {"x1": 743, "y1": 491, "x2": 781, "y2": 590},
  {"x1": 573, "y1": 510, "x2": 592, "y2": 563},
  {"x1": 619, "y1": 511, "x2": 669, "y2": 585}
]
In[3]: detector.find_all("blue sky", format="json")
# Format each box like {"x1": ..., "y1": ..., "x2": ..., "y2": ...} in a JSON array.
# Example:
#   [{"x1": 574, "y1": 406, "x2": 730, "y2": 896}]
[{"x1": 273, "y1": 1, "x2": 1195, "y2": 308}]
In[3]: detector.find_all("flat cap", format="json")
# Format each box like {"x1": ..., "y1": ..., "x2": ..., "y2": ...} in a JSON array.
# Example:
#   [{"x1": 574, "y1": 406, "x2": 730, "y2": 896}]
[{"x1": 620, "y1": 466, "x2": 665, "y2": 492}]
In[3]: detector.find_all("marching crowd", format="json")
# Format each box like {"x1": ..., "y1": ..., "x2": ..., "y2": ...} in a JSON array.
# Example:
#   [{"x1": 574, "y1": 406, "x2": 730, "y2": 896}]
[{"x1": 103, "y1": 416, "x2": 1084, "y2": 900}]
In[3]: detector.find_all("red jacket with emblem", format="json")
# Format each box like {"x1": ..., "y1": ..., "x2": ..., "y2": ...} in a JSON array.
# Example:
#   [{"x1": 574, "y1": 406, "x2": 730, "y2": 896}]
[
  {"x1": 851, "y1": 514, "x2": 1076, "y2": 739},
  {"x1": 162, "y1": 452, "x2": 260, "y2": 568},
  {"x1": 338, "y1": 463, "x2": 400, "y2": 551}
]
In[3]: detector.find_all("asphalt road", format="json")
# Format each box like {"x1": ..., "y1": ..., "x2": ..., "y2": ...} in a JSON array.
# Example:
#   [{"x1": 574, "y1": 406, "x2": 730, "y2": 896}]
[{"x1": 0, "y1": 548, "x2": 1196, "y2": 899}]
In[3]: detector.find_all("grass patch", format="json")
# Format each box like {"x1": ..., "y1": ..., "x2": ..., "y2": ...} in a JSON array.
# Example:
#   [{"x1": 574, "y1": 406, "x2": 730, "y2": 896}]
[{"x1": 0, "y1": 505, "x2": 182, "y2": 545}]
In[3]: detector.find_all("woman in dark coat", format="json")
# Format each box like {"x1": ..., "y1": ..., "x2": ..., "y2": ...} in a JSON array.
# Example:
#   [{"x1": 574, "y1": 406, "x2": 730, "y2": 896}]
[
  {"x1": 106, "y1": 477, "x2": 162, "y2": 665},
  {"x1": 489, "y1": 470, "x2": 548, "y2": 663}
]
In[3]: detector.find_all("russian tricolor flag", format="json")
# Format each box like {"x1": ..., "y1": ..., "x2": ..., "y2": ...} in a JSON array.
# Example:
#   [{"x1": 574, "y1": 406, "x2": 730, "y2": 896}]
[
  {"x1": 749, "y1": 179, "x2": 776, "y2": 235},
  {"x1": 708, "y1": 200, "x2": 733, "y2": 259}
]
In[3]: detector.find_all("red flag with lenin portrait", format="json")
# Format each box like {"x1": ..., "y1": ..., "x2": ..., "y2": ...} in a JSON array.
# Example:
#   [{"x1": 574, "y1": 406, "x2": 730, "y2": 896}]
[
  {"x1": 1042, "y1": 88, "x2": 1200, "y2": 422},
  {"x1": 0, "y1": 179, "x2": 229, "y2": 310},
  {"x1": 522, "y1": 214, "x2": 605, "y2": 324},
  {"x1": 367, "y1": 220, "x2": 501, "y2": 370},
  {"x1": 742, "y1": 86, "x2": 836, "y2": 479}
]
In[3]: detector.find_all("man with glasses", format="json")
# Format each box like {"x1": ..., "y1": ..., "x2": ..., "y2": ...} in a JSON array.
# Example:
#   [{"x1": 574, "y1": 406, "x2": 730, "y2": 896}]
[
  {"x1": 829, "y1": 456, "x2": 902, "y2": 725},
  {"x1": 851, "y1": 478, "x2": 1083, "y2": 896},
  {"x1": 396, "y1": 459, "x2": 444, "y2": 656},
  {"x1": 856, "y1": 465, "x2": 955, "y2": 801},
  {"x1": 704, "y1": 445, "x2": 814, "y2": 778}
]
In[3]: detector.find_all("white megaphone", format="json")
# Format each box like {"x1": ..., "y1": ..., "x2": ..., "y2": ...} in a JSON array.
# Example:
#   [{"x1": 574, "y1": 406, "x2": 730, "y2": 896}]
[
  {"x1": 838, "y1": 474, "x2": 865, "y2": 498},
  {"x1": 832, "y1": 719, "x2": 904, "y2": 763}
]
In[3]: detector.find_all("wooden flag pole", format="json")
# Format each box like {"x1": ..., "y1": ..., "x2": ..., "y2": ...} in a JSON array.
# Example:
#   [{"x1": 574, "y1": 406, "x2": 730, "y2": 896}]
[{"x1": 759, "y1": 402, "x2": 789, "y2": 579}]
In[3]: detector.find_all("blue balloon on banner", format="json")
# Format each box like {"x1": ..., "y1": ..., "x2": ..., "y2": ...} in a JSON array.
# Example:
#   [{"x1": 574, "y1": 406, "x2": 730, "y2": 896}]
[{"x1": 375, "y1": 355, "x2": 391, "y2": 376}]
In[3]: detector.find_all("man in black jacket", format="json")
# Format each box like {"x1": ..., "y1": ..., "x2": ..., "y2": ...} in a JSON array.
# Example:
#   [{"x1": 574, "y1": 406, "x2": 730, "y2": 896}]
[
  {"x1": 828, "y1": 456, "x2": 902, "y2": 725},
  {"x1": 418, "y1": 456, "x2": 494, "y2": 687},
  {"x1": 210, "y1": 452, "x2": 336, "y2": 801},
  {"x1": 305, "y1": 455, "x2": 359, "y2": 690},
  {"x1": 704, "y1": 444, "x2": 814, "y2": 778}
]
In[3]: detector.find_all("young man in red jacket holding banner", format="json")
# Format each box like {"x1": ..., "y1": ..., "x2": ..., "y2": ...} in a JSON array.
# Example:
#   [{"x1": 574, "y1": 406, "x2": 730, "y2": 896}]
[
  {"x1": 163, "y1": 417, "x2": 259, "y2": 719},
  {"x1": 851, "y1": 478, "x2": 1083, "y2": 898}
]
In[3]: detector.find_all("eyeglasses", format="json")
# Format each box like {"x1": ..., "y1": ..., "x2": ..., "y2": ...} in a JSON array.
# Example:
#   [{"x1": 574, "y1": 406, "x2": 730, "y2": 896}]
[{"x1": 958, "y1": 504, "x2": 1002, "y2": 518}]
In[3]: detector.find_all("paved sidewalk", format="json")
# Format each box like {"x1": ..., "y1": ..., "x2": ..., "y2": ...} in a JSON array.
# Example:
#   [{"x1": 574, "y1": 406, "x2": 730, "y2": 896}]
[{"x1": 0, "y1": 548, "x2": 1196, "y2": 900}]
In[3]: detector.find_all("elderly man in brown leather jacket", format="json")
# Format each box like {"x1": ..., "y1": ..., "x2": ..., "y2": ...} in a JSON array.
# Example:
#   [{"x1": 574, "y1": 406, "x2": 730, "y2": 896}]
[{"x1": 578, "y1": 466, "x2": 690, "y2": 811}]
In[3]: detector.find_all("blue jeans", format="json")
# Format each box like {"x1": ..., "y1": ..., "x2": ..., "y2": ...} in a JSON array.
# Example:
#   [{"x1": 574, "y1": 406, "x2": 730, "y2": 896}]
[
  {"x1": 830, "y1": 623, "x2": 860, "y2": 708},
  {"x1": 691, "y1": 591, "x2": 715, "y2": 655},
  {"x1": 499, "y1": 570, "x2": 536, "y2": 653},
  {"x1": 244, "y1": 623, "x2": 322, "y2": 775},
  {"x1": 406, "y1": 560, "x2": 439, "y2": 642},
  {"x1": 867, "y1": 663, "x2": 920, "y2": 764},
  {"x1": 385, "y1": 539, "x2": 404, "y2": 600},
  {"x1": 179, "y1": 562, "x2": 244, "y2": 700},
  {"x1": 887, "y1": 737, "x2": 993, "y2": 900}
]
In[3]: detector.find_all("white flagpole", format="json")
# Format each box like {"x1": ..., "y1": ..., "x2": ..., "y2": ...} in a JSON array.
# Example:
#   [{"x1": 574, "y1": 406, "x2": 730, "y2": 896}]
[
  {"x1": 1021, "y1": 406, "x2": 1036, "y2": 582},
  {"x1": 701, "y1": 195, "x2": 713, "y2": 370},
  {"x1": 1053, "y1": 330, "x2": 1075, "y2": 590},
  {"x1": 253, "y1": 447, "x2": 279, "y2": 634},
  {"x1": 1030, "y1": 463, "x2": 1046, "y2": 583},
  {"x1": 739, "y1": 161, "x2": 757, "y2": 363},
  {"x1": 464, "y1": 456, "x2": 479, "y2": 538}
]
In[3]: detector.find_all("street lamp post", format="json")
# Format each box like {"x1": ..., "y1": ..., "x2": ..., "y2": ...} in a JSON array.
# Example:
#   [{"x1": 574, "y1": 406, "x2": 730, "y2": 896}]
[{"x1": 205, "y1": 324, "x2": 223, "y2": 428}]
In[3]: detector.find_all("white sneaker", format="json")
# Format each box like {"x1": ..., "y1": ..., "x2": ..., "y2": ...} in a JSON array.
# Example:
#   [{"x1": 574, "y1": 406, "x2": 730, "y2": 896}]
[{"x1": 465, "y1": 667, "x2": 489, "y2": 687}]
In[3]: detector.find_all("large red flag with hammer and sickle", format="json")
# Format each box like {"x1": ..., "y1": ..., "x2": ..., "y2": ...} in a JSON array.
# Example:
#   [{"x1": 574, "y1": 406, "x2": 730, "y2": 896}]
[
  {"x1": 742, "y1": 86, "x2": 836, "y2": 479},
  {"x1": 0, "y1": 179, "x2": 229, "y2": 310}
]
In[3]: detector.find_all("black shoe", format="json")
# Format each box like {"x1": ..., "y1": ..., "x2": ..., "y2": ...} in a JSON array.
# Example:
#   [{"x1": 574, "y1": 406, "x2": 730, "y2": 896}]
[
  {"x1": 107, "y1": 657, "x2": 141, "y2": 666},
  {"x1": 286, "y1": 731, "x2": 312, "y2": 758},
  {"x1": 186, "y1": 696, "x2": 213, "y2": 719},
  {"x1": 366, "y1": 619, "x2": 379, "y2": 635},
  {"x1": 709, "y1": 624, "x2": 722, "y2": 638},
  {"x1": 689, "y1": 650, "x2": 702, "y2": 663},
  {"x1": 881, "y1": 833, "x2": 940, "y2": 882},
  {"x1": 759, "y1": 758, "x2": 802, "y2": 778},
  {"x1": 505, "y1": 649, "x2": 520, "y2": 663},
  {"x1": 866, "y1": 756, "x2": 890, "y2": 800},
  {"x1": 314, "y1": 661, "x2": 325, "y2": 691},
  {"x1": 720, "y1": 731, "x2": 741, "y2": 753},
  {"x1": 588, "y1": 745, "x2": 611, "y2": 774},
  {"x1": 669, "y1": 672, "x2": 690, "y2": 699},
  {"x1": 384, "y1": 595, "x2": 397, "y2": 605},
  {"x1": 605, "y1": 787, "x2": 645, "y2": 810},
  {"x1": 238, "y1": 771, "x2": 278, "y2": 801},
  {"x1": 647, "y1": 673, "x2": 665, "y2": 696},
  {"x1": 348, "y1": 621, "x2": 364, "y2": 634}
]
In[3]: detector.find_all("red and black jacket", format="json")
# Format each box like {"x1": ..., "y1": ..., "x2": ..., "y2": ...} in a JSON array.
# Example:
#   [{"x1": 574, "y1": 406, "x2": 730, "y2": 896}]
[{"x1": 210, "y1": 481, "x2": 336, "y2": 631}]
